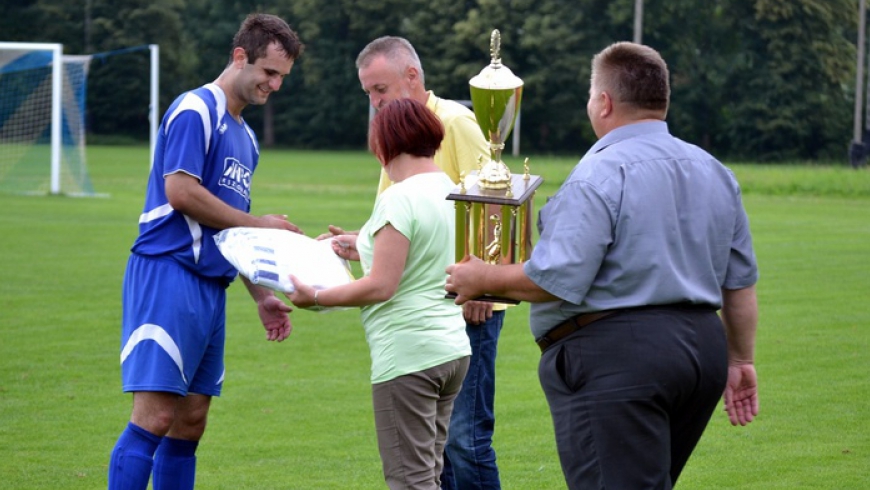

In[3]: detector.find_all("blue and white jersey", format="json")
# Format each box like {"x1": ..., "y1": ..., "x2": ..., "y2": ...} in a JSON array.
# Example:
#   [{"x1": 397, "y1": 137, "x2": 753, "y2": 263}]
[{"x1": 131, "y1": 83, "x2": 259, "y2": 283}]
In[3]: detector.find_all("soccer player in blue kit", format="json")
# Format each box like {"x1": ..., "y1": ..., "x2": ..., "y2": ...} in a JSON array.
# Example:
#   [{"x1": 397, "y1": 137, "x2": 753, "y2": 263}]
[{"x1": 108, "y1": 14, "x2": 304, "y2": 490}]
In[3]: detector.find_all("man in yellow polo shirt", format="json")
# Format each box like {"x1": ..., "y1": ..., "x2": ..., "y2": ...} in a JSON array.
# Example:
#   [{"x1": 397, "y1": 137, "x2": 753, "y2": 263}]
[{"x1": 322, "y1": 36, "x2": 508, "y2": 490}]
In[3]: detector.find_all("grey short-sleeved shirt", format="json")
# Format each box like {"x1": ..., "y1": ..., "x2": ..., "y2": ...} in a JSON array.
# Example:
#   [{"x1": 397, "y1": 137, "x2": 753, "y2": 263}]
[{"x1": 524, "y1": 121, "x2": 758, "y2": 338}]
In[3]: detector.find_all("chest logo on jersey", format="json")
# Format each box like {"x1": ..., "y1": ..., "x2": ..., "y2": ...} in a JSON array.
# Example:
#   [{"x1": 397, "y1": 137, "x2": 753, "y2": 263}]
[{"x1": 219, "y1": 158, "x2": 252, "y2": 202}]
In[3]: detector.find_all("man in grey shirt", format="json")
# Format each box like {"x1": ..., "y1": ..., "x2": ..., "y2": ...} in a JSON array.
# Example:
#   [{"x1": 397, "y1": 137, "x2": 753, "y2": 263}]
[{"x1": 445, "y1": 41, "x2": 759, "y2": 489}]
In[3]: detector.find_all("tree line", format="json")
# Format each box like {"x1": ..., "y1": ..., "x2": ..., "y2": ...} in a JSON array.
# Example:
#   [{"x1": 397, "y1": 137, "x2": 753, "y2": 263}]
[{"x1": 1, "y1": 0, "x2": 860, "y2": 162}]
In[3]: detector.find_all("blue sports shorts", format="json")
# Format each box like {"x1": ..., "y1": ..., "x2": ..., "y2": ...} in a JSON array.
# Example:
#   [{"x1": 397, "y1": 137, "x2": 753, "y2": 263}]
[{"x1": 120, "y1": 254, "x2": 226, "y2": 396}]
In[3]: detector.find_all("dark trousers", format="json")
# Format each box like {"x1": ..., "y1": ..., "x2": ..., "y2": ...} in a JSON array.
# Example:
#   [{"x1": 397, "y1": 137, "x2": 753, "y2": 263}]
[{"x1": 538, "y1": 306, "x2": 728, "y2": 490}]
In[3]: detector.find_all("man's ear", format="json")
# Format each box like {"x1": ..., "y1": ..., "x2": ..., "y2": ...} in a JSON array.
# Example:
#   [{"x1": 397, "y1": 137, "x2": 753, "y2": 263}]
[
  {"x1": 406, "y1": 66, "x2": 420, "y2": 86},
  {"x1": 231, "y1": 47, "x2": 248, "y2": 67},
  {"x1": 600, "y1": 91, "x2": 614, "y2": 118}
]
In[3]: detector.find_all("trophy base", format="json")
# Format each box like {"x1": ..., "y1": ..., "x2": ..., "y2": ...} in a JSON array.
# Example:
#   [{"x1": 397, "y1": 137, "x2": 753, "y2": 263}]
[{"x1": 445, "y1": 292, "x2": 520, "y2": 305}]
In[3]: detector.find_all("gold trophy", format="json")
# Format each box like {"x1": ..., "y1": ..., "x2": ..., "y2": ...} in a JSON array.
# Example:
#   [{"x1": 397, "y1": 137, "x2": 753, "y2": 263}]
[{"x1": 446, "y1": 29, "x2": 543, "y2": 304}]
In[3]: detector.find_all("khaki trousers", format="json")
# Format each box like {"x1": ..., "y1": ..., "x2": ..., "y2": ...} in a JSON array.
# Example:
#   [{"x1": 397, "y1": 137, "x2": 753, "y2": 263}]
[{"x1": 373, "y1": 356, "x2": 471, "y2": 490}]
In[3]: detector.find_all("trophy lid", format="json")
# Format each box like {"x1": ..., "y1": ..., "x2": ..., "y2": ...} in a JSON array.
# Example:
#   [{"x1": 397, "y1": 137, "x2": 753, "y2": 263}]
[{"x1": 469, "y1": 30, "x2": 523, "y2": 91}]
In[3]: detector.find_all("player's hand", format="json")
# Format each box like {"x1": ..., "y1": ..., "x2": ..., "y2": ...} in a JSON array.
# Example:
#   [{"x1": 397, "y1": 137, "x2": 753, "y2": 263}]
[
  {"x1": 315, "y1": 224, "x2": 346, "y2": 241},
  {"x1": 259, "y1": 214, "x2": 303, "y2": 234},
  {"x1": 462, "y1": 300, "x2": 493, "y2": 325},
  {"x1": 331, "y1": 234, "x2": 360, "y2": 261},
  {"x1": 446, "y1": 255, "x2": 488, "y2": 305},
  {"x1": 723, "y1": 362, "x2": 759, "y2": 426},
  {"x1": 257, "y1": 295, "x2": 293, "y2": 342}
]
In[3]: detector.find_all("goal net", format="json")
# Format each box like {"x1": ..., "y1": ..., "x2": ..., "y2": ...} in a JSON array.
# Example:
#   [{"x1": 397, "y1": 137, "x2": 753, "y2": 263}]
[
  {"x1": 0, "y1": 43, "x2": 159, "y2": 196},
  {"x1": 0, "y1": 43, "x2": 94, "y2": 196}
]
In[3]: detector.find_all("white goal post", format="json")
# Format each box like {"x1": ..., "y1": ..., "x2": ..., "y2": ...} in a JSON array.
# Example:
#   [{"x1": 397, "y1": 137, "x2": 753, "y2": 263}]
[
  {"x1": 0, "y1": 42, "x2": 159, "y2": 196},
  {"x1": 0, "y1": 42, "x2": 64, "y2": 194}
]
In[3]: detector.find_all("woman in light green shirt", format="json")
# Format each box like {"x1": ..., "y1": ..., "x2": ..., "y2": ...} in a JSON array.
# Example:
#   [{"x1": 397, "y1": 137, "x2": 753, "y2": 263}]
[{"x1": 287, "y1": 98, "x2": 471, "y2": 490}]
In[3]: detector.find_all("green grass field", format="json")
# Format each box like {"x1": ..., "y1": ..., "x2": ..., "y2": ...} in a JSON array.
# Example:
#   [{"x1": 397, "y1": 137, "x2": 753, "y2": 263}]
[{"x1": 1, "y1": 146, "x2": 868, "y2": 489}]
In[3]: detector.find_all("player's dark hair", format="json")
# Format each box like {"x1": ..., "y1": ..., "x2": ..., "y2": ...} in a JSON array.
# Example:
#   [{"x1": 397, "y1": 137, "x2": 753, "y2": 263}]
[
  {"x1": 368, "y1": 98, "x2": 443, "y2": 165},
  {"x1": 232, "y1": 13, "x2": 304, "y2": 64}
]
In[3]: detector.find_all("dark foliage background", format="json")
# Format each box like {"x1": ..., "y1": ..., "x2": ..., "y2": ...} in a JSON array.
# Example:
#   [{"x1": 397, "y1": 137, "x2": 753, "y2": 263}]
[{"x1": 1, "y1": 0, "x2": 860, "y2": 161}]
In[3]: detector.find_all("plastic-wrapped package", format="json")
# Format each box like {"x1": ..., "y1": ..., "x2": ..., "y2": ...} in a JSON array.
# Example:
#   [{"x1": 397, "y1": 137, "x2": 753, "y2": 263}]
[{"x1": 215, "y1": 227, "x2": 354, "y2": 295}]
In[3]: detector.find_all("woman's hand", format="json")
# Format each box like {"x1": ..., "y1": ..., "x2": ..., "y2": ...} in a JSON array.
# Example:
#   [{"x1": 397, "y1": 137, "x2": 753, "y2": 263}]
[
  {"x1": 331, "y1": 234, "x2": 360, "y2": 261},
  {"x1": 285, "y1": 275, "x2": 320, "y2": 310}
]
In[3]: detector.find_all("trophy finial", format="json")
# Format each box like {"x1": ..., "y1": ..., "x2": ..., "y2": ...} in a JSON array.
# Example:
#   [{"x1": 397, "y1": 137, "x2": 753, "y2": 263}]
[{"x1": 490, "y1": 30, "x2": 501, "y2": 66}]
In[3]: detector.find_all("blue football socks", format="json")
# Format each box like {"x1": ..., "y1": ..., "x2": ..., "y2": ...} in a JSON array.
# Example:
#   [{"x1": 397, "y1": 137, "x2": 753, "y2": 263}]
[
  {"x1": 108, "y1": 422, "x2": 162, "y2": 490},
  {"x1": 152, "y1": 436, "x2": 199, "y2": 490}
]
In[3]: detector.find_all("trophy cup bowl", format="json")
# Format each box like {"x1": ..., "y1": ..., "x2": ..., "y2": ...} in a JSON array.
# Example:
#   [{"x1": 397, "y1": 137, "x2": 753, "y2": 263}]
[{"x1": 469, "y1": 30, "x2": 523, "y2": 190}]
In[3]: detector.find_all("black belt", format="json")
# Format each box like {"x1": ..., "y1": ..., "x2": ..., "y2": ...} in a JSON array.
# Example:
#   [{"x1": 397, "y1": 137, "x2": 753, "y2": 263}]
[
  {"x1": 536, "y1": 310, "x2": 619, "y2": 353},
  {"x1": 535, "y1": 303, "x2": 718, "y2": 353}
]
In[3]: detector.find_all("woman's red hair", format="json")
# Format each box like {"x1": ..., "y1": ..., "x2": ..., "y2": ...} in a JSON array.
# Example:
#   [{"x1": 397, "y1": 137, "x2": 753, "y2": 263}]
[{"x1": 368, "y1": 98, "x2": 444, "y2": 164}]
